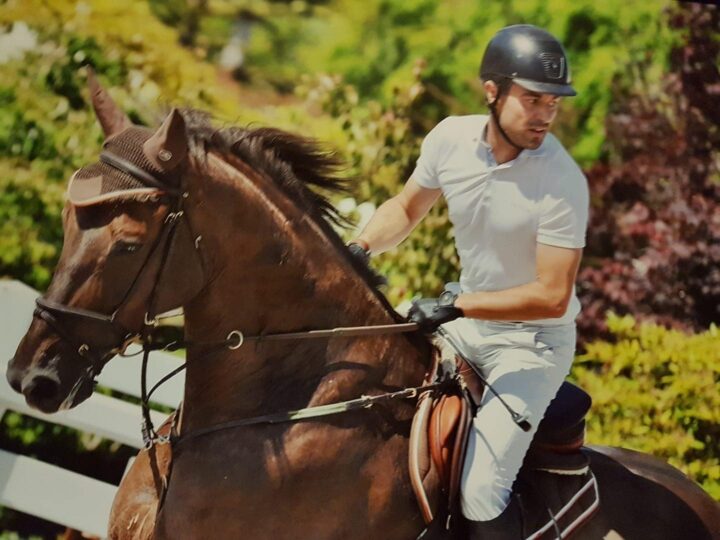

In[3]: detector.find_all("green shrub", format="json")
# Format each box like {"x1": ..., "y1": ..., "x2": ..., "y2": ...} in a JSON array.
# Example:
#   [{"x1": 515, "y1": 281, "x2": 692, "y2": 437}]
[
  {"x1": 572, "y1": 313, "x2": 720, "y2": 499},
  {"x1": 298, "y1": 71, "x2": 459, "y2": 305}
]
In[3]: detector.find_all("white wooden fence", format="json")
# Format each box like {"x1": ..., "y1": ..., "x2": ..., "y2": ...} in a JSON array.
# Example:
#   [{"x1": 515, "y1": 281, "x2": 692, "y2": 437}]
[{"x1": 0, "y1": 280, "x2": 185, "y2": 537}]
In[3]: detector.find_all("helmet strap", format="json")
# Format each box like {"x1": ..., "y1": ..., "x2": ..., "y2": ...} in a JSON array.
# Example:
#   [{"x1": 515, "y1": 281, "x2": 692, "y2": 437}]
[{"x1": 488, "y1": 84, "x2": 524, "y2": 152}]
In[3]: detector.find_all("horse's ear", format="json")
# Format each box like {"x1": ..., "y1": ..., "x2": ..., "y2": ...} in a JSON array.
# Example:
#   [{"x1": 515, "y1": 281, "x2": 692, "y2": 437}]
[
  {"x1": 87, "y1": 67, "x2": 132, "y2": 138},
  {"x1": 143, "y1": 108, "x2": 188, "y2": 171}
]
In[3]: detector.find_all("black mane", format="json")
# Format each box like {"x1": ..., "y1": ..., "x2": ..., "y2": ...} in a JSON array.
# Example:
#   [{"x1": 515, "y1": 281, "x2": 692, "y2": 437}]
[
  {"x1": 182, "y1": 109, "x2": 389, "y2": 291},
  {"x1": 184, "y1": 109, "x2": 349, "y2": 227}
]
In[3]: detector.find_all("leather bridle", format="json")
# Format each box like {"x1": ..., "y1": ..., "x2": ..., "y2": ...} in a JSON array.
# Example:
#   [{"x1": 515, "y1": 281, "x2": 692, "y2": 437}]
[{"x1": 32, "y1": 150, "x2": 189, "y2": 410}]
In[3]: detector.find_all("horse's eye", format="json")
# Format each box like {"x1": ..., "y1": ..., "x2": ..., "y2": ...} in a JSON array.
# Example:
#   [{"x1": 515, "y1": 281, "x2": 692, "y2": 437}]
[{"x1": 111, "y1": 240, "x2": 143, "y2": 255}]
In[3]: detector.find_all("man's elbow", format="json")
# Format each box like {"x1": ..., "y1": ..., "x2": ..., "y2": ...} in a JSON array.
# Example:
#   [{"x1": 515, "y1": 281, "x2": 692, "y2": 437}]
[{"x1": 544, "y1": 290, "x2": 571, "y2": 318}]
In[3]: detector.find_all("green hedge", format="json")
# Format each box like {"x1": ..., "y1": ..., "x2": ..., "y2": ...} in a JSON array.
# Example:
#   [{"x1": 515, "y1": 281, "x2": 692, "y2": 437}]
[{"x1": 572, "y1": 314, "x2": 720, "y2": 499}]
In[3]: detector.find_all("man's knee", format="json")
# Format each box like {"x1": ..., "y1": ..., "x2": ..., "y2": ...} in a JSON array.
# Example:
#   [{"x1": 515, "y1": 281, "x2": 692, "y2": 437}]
[{"x1": 460, "y1": 472, "x2": 511, "y2": 521}]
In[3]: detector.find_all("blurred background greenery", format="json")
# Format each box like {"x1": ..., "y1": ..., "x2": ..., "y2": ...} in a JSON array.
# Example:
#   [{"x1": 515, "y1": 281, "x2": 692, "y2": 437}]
[{"x1": 0, "y1": 0, "x2": 718, "y2": 536}]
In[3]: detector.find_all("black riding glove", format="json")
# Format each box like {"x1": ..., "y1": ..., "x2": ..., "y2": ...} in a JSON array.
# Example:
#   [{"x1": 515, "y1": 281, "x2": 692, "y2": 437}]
[
  {"x1": 408, "y1": 289, "x2": 464, "y2": 334},
  {"x1": 346, "y1": 242, "x2": 387, "y2": 286},
  {"x1": 347, "y1": 242, "x2": 371, "y2": 266}
]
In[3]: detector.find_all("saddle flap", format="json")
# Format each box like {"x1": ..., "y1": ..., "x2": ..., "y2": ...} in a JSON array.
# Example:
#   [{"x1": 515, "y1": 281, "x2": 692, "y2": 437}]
[
  {"x1": 409, "y1": 391, "x2": 441, "y2": 524},
  {"x1": 409, "y1": 385, "x2": 473, "y2": 525},
  {"x1": 429, "y1": 394, "x2": 463, "y2": 487},
  {"x1": 448, "y1": 392, "x2": 472, "y2": 499}
]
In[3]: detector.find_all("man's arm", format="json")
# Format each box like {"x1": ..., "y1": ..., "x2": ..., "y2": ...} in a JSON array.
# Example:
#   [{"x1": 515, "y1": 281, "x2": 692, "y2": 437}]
[
  {"x1": 353, "y1": 178, "x2": 441, "y2": 254},
  {"x1": 455, "y1": 243, "x2": 583, "y2": 320}
]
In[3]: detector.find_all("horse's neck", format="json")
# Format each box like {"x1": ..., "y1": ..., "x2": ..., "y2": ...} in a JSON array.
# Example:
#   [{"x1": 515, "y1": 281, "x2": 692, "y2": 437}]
[{"x1": 178, "y1": 154, "x2": 429, "y2": 430}]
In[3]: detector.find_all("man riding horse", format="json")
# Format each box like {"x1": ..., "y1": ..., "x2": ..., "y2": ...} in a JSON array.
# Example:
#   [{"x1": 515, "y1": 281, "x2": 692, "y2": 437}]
[
  {"x1": 351, "y1": 24, "x2": 588, "y2": 539},
  {"x1": 7, "y1": 22, "x2": 718, "y2": 540}
]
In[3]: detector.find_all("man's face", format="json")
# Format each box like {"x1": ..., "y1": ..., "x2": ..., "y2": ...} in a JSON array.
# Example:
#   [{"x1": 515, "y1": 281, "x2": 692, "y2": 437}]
[{"x1": 486, "y1": 82, "x2": 561, "y2": 149}]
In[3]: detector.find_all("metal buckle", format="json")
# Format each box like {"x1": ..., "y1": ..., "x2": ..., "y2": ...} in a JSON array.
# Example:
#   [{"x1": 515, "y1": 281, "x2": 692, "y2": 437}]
[
  {"x1": 113, "y1": 334, "x2": 141, "y2": 356},
  {"x1": 360, "y1": 394, "x2": 374, "y2": 409},
  {"x1": 165, "y1": 210, "x2": 184, "y2": 224}
]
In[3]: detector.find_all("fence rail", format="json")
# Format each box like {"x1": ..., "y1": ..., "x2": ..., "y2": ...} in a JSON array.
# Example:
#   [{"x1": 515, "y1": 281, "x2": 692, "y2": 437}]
[{"x1": 0, "y1": 280, "x2": 184, "y2": 537}]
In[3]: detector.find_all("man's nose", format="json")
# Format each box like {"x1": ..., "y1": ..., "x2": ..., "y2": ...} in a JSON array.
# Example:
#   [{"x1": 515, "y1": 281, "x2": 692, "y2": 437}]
[{"x1": 538, "y1": 105, "x2": 557, "y2": 124}]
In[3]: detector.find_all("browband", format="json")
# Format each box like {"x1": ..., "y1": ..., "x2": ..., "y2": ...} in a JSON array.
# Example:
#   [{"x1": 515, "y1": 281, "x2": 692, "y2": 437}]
[{"x1": 100, "y1": 151, "x2": 181, "y2": 196}]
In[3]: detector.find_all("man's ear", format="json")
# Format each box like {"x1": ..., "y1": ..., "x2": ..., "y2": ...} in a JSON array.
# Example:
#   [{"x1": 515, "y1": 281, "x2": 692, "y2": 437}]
[
  {"x1": 483, "y1": 80, "x2": 499, "y2": 105},
  {"x1": 143, "y1": 108, "x2": 188, "y2": 171},
  {"x1": 87, "y1": 67, "x2": 133, "y2": 138}
]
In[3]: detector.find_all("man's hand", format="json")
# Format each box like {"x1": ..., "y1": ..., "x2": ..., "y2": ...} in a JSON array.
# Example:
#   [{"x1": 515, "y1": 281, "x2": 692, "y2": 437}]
[
  {"x1": 408, "y1": 290, "x2": 464, "y2": 333},
  {"x1": 346, "y1": 242, "x2": 387, "y2": 286},
  {"x1": 347, "y1": 242, "x2": 371, "y2": 266}
]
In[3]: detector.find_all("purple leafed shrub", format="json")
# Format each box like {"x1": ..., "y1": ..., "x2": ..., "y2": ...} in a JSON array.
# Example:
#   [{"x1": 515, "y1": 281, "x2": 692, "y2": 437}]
[{"x1": 577, "y1": 5, "x2": 720, "y2": 341}]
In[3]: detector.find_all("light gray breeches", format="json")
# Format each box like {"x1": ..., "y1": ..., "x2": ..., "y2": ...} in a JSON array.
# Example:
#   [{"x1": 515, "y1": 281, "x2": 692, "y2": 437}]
[{"x1": 440, "y1": 318, "x2": 577, "y2": 521}]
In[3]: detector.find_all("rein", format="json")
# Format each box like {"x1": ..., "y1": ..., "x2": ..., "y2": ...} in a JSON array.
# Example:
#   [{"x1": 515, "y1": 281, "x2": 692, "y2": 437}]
[
  {"x1": 141, "y1": 321, "x2": 425, "y2": 446},
  {"x1": 173, "y1": 378, "x2": 454, "y2": 447},
  {"x1": 154, "y1": 321, "x2": 419, "y2": 353},
  {"x1": 39, "y1": 149, "x2": 431, "y2": 447}
]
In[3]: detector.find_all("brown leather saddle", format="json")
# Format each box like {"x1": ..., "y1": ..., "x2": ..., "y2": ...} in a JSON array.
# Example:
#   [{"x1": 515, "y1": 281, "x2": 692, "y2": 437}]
[{"x1": 409, "y1": 355, "x2": 599, "y2": 539}]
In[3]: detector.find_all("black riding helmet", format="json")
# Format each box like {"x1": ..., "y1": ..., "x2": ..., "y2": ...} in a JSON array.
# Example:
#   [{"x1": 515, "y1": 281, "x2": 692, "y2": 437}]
[{"x1": 480, "y1": 24, "x2": 576, "y2": 96}]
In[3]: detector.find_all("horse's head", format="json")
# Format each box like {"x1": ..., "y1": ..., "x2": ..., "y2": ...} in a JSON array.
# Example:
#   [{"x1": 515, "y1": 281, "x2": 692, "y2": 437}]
[{"x1": 6, "y1": 72, "x2": 204, "y2": 412}]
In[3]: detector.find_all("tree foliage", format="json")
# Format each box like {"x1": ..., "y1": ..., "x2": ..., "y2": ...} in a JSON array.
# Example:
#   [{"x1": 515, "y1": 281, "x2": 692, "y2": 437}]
[
  {"x1": 0, "y1": 0, "x2": 325, "y2": 288},
  {"x1": 245, "y1": 0, "x2": 677, "y2": 165},
  {"x1": 297, "y1": 69, "x2": 459, "y2": 303}
]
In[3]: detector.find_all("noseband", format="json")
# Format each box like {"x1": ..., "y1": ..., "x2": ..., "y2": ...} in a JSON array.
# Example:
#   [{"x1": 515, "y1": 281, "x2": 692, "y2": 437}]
[{"x1": 33, "y1": 151, "x2": 189, "y2": 406}]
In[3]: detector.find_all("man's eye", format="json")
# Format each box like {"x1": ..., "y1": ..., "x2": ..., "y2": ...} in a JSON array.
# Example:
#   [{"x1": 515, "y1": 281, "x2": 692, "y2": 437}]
[{"x1": 111, "y1": 240, "x2": 143, "y2": 255}]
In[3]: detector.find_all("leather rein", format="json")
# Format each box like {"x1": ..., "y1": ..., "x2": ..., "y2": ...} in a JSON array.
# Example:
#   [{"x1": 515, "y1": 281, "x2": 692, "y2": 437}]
[{"x1": 37, "y1": 151, "x2": 436, "y2": 448}]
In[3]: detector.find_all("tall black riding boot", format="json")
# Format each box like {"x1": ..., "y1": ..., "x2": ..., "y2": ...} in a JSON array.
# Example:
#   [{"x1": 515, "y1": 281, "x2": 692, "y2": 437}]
[{"x1": 464, "y1": 497, "x2": 523, "y2": 540}]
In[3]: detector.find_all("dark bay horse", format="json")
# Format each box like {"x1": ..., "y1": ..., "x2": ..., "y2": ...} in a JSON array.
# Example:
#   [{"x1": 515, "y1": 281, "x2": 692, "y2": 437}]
[{"x1": 6, "y1": 77, "x2": 720, "y2": 539}]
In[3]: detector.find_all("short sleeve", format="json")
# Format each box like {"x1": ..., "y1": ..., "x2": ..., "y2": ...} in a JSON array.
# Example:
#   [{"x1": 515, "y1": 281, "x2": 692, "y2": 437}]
[
  {"x1": 537, "y1": 167, "x2": 589, "y2": 249},
  {"x1": 410, "y1": 119, "x2": 450, "y2": 189}
]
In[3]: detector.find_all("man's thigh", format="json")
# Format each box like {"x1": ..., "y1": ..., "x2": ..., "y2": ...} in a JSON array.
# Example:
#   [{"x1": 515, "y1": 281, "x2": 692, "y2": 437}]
[{"x1": 460, "y1": 333, "x2": 575, "y2": 519}]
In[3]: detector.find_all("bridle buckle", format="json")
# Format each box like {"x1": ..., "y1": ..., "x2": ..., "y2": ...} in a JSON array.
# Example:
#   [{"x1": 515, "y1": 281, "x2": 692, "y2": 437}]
[{"x1": 227, "y1": 330, "x2": 244, "y2": 350}]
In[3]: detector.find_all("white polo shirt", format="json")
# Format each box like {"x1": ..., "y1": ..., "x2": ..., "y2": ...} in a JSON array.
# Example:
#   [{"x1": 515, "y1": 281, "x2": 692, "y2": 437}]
[{"x1": 411, "y1": 114, "x2": 589, "y2": 326}]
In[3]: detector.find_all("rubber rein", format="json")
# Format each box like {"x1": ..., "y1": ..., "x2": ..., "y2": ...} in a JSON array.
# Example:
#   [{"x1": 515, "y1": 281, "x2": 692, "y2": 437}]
[
  {"x1": 36, "y1": 149, "x2": 441, "y2": 447},
  {"x1": 142, "y1": 320, "x2": 451, "y2": 448}
]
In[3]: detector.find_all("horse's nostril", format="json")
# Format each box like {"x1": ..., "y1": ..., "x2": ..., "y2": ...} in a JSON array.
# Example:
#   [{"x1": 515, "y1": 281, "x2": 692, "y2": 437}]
[{"x1": 23, "y1": 374, "x2": 61, "y2": 408}]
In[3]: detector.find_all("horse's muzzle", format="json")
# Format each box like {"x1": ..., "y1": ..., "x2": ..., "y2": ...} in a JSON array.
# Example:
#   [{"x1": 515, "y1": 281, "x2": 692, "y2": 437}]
[
  {"x1": 7, "y1": 351, "x2": 94, "y2": 414},
  {"x1": 20, "y1": 366, "x2": 64, "y2": 413},
  {"x1": 5, "y1": 358, "x2": 23, "y2": 393}
]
